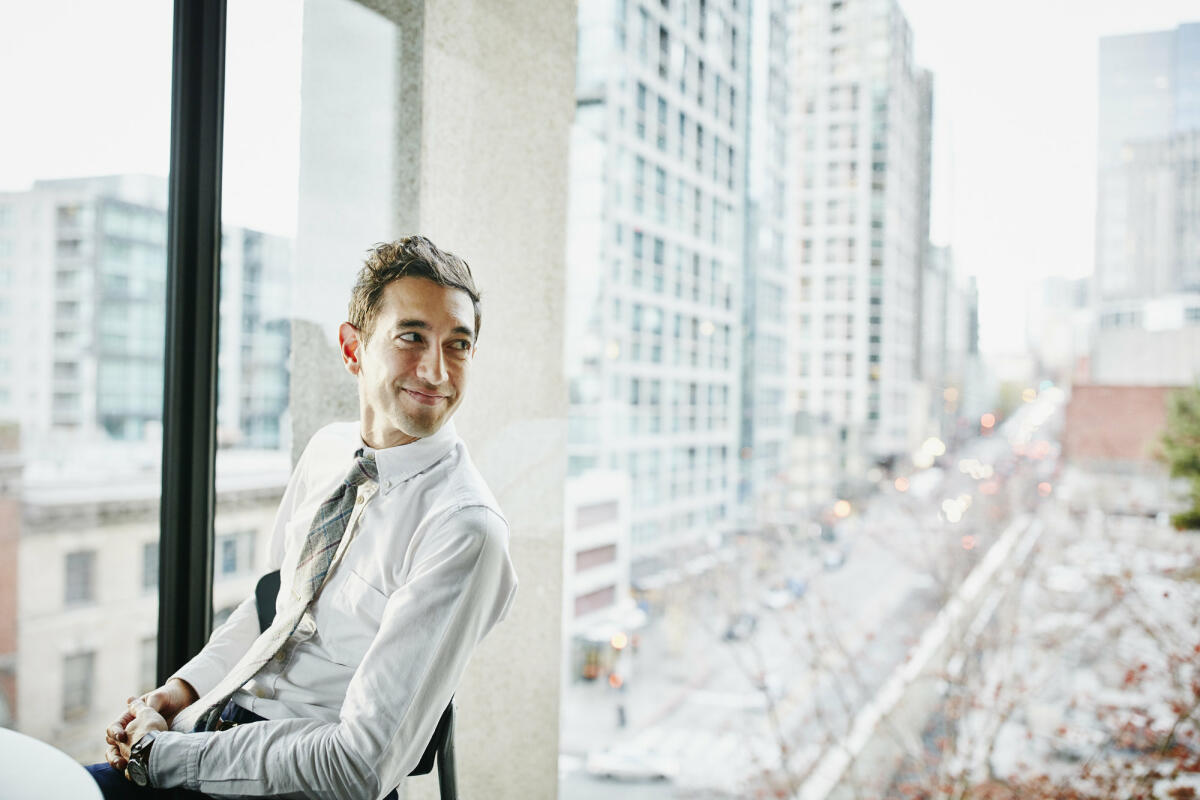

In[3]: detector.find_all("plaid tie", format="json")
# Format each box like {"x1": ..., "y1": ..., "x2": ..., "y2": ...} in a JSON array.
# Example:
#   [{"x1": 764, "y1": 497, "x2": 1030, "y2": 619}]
[
  {"x1": 293, "y1": 450, "x2": 378, "y2": 605},
  {"x1": 172, "y1": 450, "x2": 378, "y2": 733}
]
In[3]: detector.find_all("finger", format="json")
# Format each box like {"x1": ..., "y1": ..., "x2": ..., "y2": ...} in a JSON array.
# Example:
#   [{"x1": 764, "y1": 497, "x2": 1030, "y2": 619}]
[
  {"x1": 107, "y1": 723, "x2": 127, "y2": 743},
  {"x1": 126, "y1": 696, "x2": 137, "y2": 705},
  {"x1": 106, "y1": 744, "x2": 127, "y2": 771}
]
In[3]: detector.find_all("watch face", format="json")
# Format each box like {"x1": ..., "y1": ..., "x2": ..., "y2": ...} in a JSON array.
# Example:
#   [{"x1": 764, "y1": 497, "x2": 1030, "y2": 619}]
[
  {"x1": 128, "y1": 732, "x2": 156, "y2": 787},
  {"x1": 128, "y1": 759, "x2": 149, "y2": 787}
]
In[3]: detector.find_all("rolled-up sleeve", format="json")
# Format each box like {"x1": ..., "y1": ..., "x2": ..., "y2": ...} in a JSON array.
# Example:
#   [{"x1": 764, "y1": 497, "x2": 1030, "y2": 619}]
[{"x1": 151, "y1": 504, "x2": 517, "y2": 799}]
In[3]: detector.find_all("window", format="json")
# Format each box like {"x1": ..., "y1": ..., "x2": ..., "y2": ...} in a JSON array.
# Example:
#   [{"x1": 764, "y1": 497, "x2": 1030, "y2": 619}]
[
  {"x1": 574, "y1": 585, "x2": 616, "y2": 616},
  {"x1": 656, "y1": 97, "x2": 668, "y2": 150},
  {"x1": 576, "y1": 545, "x2": 618, "y2": 572},
  {"x1": 636, "y1": 82, "x2": 647, "y2": 139},
  {"x1": 658, "y1": 25, "x2": 669, "y2": 79},
  {"x1": 65, "y1": 550, "x2": 96, "y2": 606},
  {"x1": 62, "y1": 651, "x2": 95, "y2": 719},
  {"x1": 140, "y1": 636, "x2": 158, "y2": 694},
  {"x1": 576, "y1": 501, "x2": 619, "y2": 528},
  {"x1": 216, "y1": 530, "x2": 257, "y2": 577},
  {"x1": 142, "y1": 542, "x2": 159, "y2": 591}
]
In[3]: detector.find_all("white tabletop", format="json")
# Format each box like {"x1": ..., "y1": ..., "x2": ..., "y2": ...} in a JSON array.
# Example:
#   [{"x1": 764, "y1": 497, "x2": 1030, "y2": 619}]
[{"x1": 0, "y1": 728, "x2": 103, "y2": 800}]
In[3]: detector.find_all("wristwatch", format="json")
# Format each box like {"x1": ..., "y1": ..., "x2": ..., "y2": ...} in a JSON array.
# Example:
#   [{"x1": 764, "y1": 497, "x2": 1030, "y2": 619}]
[{"x1": 126, "y1": 730, "x2": 159, "y2": 787}]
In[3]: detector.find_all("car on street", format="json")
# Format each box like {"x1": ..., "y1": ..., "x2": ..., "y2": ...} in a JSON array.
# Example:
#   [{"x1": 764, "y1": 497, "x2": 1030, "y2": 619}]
[
  {"x1": 786, "y1": 577, "x2": 809, "y2": 598},
  {"x1": 722, "y1": 612, "x2": 758, "y2": 640},
  {"x1": 760, "y1": 587, "x2": 792, "y2": 610},
  {"x1": 585, "y1": 746, "x2": 679, "y2": 781}
]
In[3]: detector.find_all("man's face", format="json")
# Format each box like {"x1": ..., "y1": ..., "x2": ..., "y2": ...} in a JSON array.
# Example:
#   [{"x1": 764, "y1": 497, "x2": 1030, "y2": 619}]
[{"x1": 340, "y1": 276, "x2": 476, "y2": 448}]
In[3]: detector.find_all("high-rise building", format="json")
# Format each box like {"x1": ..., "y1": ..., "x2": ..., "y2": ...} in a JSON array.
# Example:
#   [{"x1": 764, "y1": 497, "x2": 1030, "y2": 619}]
[
  {"x1": 1096, "y1": 22, "x2": 1200, "y2": 303},
  {"x1": 566, "y1": 0, "x2": 749, "y2": 580},
  {"x1": 921, "y1": 246, "x2": 982, "y2": 445},
  {"x1": 739, "y1": 0, "x2": 791, "y2": 525},
  {"x1": 1093, "y1": 23, "x2": 1200, "y2": 386},
  {"x1": 0, "y1": 176, "x2": 292, "y2": 451},
  {"x1": 789, "y1": 0, "x2": 932, "y2": 492}
]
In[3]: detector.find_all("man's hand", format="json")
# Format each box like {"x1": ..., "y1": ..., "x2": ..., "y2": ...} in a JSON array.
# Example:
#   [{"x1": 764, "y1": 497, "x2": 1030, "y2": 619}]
[
  {"x1": 107, "y1": 698, "x2": 167, "y2": 778},
  {"x1": 104, "y1": 678, "x2": 198, "y2": 772}
]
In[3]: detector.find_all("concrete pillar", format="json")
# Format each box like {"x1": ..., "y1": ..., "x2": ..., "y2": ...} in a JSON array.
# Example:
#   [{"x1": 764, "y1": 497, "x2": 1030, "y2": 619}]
[{"x1": 292, "y1": 1, "x2": 573, "y2": 797}]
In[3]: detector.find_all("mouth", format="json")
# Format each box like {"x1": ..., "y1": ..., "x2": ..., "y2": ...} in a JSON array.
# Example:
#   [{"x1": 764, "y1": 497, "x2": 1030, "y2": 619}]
[{"x1": 403, "y1": 388, "x2": 447, "y2": 406}]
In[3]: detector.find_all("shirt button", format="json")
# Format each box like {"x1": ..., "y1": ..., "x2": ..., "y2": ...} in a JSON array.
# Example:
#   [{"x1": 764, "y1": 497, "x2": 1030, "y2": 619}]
[{"x1": 356, "y1": 494, "x2": 365, "y2": 504}]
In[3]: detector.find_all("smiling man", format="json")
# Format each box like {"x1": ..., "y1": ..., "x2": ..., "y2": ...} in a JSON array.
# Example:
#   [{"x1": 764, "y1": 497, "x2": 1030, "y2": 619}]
[{"x1": 89, "y1": 236, "x2": 518, "y2": 799}]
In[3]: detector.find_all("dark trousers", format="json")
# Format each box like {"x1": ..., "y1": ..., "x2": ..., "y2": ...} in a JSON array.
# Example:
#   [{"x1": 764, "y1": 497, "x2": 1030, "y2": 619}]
[{"x1": 87, "y1": 701, "x2": 399, "y2": 800}]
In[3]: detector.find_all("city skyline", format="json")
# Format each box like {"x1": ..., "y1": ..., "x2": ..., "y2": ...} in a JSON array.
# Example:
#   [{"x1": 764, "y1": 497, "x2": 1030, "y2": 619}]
[{"x1": 4, "y1": 1, "x2": 1198, "y2": 356}]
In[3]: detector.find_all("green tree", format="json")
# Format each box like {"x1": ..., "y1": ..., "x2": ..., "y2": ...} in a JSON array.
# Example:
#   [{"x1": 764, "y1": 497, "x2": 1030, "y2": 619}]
[{"x1": 1161, "y1": 384, "x2": 1200, "y2": 529}]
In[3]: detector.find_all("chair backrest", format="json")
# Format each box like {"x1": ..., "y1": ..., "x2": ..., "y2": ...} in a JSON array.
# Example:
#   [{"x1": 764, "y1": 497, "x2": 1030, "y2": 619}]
[{"x1": 253, "y1": 570, "x2": 452, "y2": 778}]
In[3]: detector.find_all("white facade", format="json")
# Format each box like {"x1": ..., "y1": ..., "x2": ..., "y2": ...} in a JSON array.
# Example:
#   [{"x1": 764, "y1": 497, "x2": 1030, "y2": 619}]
[
  {"x1": 789, "y1": 0, "x2": 932, "y2": 489},
  {"x1": 567, "y1": 0, "x2": 749, "y2": 575},
  {"x1": 0, "y1": 176, "x2": 292, "y2": 453},
  {"x1": 0, "y1": 176, "x2": 167, "y2": 445},
  {"x1": 739, "y1": 0, "x2": 792, "y2": 525},
  {"x1": 563, "y1": 471, "x2": 633, "y2": 637},
  {"x1": 13, "y1": 447, "x2": 288, "y2": 761}
]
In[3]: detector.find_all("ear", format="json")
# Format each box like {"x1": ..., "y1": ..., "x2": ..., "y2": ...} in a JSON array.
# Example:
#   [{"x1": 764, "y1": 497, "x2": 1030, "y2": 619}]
[{"x1": 339, "y1": 322, "x2": 363, "y2": 376}]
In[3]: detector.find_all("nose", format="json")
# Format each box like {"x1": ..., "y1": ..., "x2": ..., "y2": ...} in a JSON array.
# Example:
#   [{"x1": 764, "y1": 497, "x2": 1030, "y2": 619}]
[{"x1": 416, "y1": 343, "x2": 448, "y2": 387}]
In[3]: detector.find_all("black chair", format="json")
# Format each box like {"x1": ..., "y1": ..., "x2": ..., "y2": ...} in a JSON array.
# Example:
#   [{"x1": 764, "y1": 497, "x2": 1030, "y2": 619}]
[{"x1": 254, "y1": 570, "x2": 458, "y2": 799}]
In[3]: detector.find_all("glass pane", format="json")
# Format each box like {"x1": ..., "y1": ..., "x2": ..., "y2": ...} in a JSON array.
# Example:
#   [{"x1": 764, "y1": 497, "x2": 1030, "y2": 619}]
[
  {"x1": 561, "y1": 3, "x2": 1200, "y2": 799},
  {"x1": 212, "y1": 0, "x2": 400, "y2": 621},
  {"x1": 0, "y1": 0, "x2": 172, "y2": 762}
]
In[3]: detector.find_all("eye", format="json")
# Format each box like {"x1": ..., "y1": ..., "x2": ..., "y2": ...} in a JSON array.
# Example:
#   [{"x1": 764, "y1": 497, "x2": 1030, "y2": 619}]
[
  {"x1": 397, "y1": 332, "x2": 423, "y2": 343},
  {"x1": 450, "y1": 340, "x2": 472, "y2": 351}
]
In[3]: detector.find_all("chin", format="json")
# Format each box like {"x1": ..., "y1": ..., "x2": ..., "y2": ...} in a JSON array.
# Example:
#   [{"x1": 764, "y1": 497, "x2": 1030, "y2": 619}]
[{"x1": 398, "y1": 414, "x2": 444, "y2": 439}]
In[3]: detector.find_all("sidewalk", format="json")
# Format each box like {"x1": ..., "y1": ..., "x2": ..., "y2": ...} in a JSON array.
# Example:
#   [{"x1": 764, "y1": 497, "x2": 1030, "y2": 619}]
[{"x1": 559, "y1": 614, "x2": 717, "y2": 757}]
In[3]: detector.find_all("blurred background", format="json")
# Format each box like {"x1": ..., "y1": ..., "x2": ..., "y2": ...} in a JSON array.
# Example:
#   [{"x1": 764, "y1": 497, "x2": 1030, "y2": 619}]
[{"x1": 1, "y1": 0, "x2": 1198, "y2": 797}]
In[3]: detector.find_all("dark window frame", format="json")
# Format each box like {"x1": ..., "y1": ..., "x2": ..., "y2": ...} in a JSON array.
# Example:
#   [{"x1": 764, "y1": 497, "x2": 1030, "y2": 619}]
[{"x1": 156, "y1": 0, "x2": 228, "y2": 684}]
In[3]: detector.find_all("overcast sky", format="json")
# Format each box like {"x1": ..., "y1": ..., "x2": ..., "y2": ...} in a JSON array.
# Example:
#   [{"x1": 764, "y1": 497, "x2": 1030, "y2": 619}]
[
  {"x1": 1, "y1": 1, "x2": 1197, "y2": 356},
  {"x1": 898, "y1": 0, "x2": 1197, "y2": 353}
]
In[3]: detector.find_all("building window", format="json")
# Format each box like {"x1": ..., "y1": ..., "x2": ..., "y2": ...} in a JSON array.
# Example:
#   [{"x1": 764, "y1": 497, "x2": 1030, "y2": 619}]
[
  {"x1": 142, "y1": 542, "x2": 159, "y2": 591},
  {"x1": 62, "y1": 651, "x2": 95, "y2": 719},
  {"x1": 658, "y1": 24, "x2": 669, "y2": 79},
  {"x1": 140, "y1": 636, "x2": 157, "y2": 694},
  {"x1": 216, "y1": 530, "x2": 256, "y2": 577},
  {"x1": 576, "y1": 500, "x2": 619, "y2": 528},
  {"x1": 576, "y1": 544, "x2": 618, "y2": 572},
  {"x1": 574, "y1": 585, "x2": 616, "y2": 617},
  {"x1": 65, "y1": 550, "x2": 96, "y2": 606}
]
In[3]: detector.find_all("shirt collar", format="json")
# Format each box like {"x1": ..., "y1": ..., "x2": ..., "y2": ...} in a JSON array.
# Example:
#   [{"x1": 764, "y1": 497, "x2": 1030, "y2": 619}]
[{"x1": 362, "y1": 420, "x2": 460, "y2": 493}]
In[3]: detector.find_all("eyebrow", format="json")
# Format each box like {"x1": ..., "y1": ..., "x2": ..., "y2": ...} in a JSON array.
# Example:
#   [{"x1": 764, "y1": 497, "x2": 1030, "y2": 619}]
[{"x1": 393, "y1": 319, "x2": 475, "y2": 341}]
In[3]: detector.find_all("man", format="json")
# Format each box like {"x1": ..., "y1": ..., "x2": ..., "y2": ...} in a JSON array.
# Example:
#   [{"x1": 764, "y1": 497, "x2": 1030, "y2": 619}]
[{"x1": 88, "y1": 236, "x2": 518, "y2": 799}]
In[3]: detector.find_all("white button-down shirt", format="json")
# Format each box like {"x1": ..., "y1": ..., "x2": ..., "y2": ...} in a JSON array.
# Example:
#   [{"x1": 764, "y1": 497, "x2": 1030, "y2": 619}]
[{"x1": 150, "y1": 420, "x2": 517, "y2": 799}]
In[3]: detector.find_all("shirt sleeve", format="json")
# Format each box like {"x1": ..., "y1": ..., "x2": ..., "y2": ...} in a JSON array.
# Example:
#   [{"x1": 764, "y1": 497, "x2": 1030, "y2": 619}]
[
  {"x1": 168, "y1": 441, "x2": 312, "y2": 698},
  {"x1": 150, "y1": 504, "x2": 518, "y2": 800}
]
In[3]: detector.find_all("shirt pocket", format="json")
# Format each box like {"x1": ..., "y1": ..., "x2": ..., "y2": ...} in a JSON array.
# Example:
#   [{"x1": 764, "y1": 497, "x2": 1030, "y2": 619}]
[{"x1": 316, "y1": 567, "x2": 390, "y2": 668}]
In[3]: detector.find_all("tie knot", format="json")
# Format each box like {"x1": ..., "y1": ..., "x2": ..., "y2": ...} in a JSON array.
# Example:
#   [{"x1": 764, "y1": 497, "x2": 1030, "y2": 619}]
[{"x1": 345, "y1": 449, "x2": 378, "y2": 487}]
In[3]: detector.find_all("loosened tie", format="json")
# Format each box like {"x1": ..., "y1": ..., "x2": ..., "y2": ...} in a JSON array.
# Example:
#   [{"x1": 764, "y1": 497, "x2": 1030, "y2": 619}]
[{"x1": 171, "y1": 450, "x2": 378, "y2": 733}]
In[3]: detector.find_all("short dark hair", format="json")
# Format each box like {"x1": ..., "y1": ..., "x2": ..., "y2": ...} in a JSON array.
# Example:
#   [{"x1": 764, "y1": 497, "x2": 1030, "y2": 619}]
[{"x1": 349, "y1": 236, "x2": 481, "y2": 341}]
